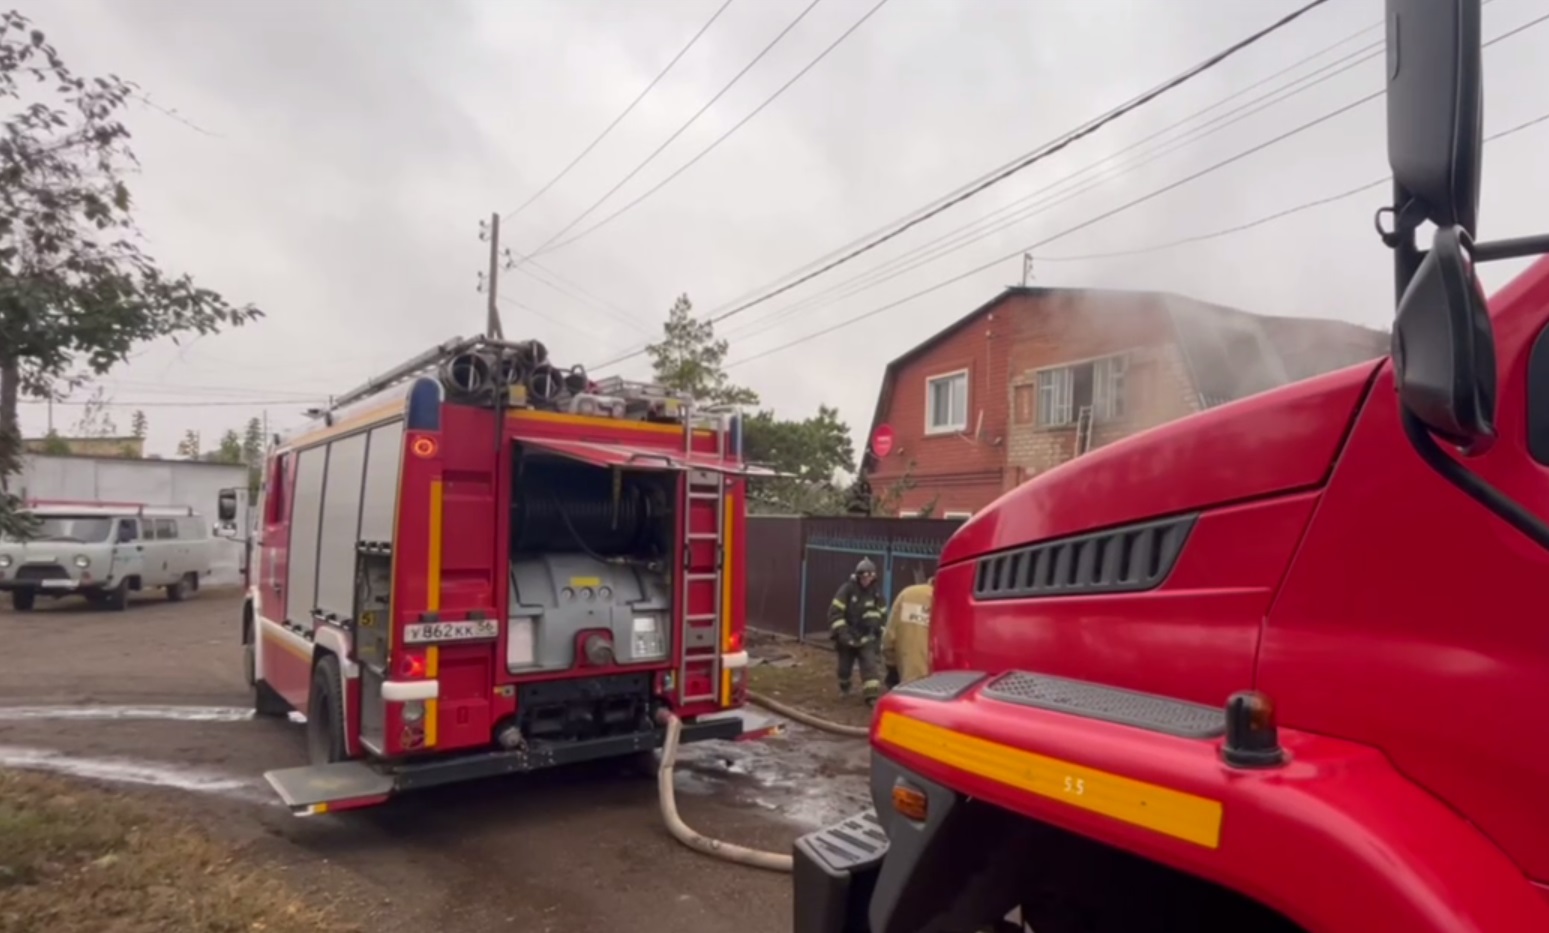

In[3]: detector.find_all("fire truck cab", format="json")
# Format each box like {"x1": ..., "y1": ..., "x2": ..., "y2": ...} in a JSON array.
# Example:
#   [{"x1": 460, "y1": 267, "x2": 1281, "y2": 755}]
[
  {"x1": 239, "y1": 336, "x2": 773, "y2": 815},
  {"x1": 792, "y1": 2, "x2": 1549, "y2": 931}
]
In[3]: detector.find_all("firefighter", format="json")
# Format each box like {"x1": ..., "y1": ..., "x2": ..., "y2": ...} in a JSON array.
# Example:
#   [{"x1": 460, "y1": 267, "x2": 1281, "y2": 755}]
[
  {"x1": 882, "y1": 573, "x2": 933, "y2": 688},
  {"x1": 827, "y1": 558, "x2": 886, "y2": 703}
]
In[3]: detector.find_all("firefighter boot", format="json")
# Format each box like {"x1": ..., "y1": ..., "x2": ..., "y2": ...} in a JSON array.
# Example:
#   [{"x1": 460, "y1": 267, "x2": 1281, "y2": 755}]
[
  {"x1": 862, "y1": 679, "x2": 881, "y2": 707},
  {"x1": 838, "y1": 680, "x2": 852, "y2": 696}
]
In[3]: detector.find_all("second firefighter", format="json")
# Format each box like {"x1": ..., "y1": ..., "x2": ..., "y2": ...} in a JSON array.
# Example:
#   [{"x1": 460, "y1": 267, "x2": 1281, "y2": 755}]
[{"x1": 828, "y1": 558, "x2": 887, "y2": 703}]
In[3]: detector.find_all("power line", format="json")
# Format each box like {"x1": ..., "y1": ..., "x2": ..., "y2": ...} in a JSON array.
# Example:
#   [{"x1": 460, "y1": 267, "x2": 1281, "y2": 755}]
[
  {"x1": 696, "y1": 0, "x2": 1334, "y2": 326},
  {"x1": 720, "y1": 28, "x2": 1388, "y2": 344},
  {"x1": 536, "y1": 0, "x2": 894, "y2": 256},
  {"x1": 716, "y1": 2, "x2": 1542, "y2": 348},
  {"x1": 725, "y1": 89, "x2": 1383, "y2": 370},
  {"x1": 495, "y1": 293, "x2": 606, "y2": 338},
  {"x1": 501, "y1": 0, "x2": 738, "y2": 224},
  {"x1": 510, "y1": 258, "x2": 653, "y2": 334},
  {"x1": 587, "y1": 0, "x2": 1338, "y2": 370},
  {"x1": 514, "y1": 0, "x2": 827, "y2": 264},
  {"x1": 1037, "y1": 109, "x2": 1549, "y2": 263}
]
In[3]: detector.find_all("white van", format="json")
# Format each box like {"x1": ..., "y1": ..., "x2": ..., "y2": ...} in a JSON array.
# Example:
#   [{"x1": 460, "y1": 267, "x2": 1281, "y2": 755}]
[{"x1": 0, "y1": 502, "x2": 216, "y2": 611}]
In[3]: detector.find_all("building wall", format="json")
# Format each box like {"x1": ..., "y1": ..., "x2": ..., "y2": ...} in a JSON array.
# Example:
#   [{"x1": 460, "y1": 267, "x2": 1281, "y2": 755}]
[
  {"x1": 16, "y1": 455, "x2": 249, "y2": 586},
  {"x1": 867, "y1": 299, "x2": 1012, "y2": 517}
]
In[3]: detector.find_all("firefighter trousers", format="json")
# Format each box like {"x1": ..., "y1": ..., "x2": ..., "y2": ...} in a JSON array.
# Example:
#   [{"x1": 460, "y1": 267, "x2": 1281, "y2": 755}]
[{"x1": 837, "y1": 636, "x2": 883, "y2": 699}]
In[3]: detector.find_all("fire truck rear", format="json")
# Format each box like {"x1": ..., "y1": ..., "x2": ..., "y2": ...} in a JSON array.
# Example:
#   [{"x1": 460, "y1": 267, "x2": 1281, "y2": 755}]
[
  {"x1": 235, "y1": 336, "x2": 771, "y2": 815},
  {"x1": 793, "y1": 2, "x2": 1549, "y2": 930}
]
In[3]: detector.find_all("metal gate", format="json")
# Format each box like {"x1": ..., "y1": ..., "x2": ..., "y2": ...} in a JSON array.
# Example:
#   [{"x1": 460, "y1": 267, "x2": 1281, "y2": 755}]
[{"x1": 796, "y1": 517, "x2": 963, "y2": 641}]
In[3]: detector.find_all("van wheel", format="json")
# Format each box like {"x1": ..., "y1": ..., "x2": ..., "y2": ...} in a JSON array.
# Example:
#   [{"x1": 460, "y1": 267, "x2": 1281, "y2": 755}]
[
  {"x1": 10, "y1": 590, "x2": 34, "y2": 612},
  {"x1": 103, "y1": 580, "x2": 130, "y2": 612},
  {"x1": 306, "y1": 655, "x2": 347, "y2": 765},
  {"x1": 166, "y1": 577, "x2": 186, "y2": 602}
]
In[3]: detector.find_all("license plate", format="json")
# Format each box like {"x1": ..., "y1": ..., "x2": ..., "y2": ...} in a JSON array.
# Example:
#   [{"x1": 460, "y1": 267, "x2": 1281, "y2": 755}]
[
  {"x1": 402, "y1": 619, "x2": 499, "y2": 644},
  {"x1": 40, "y1": 580, "x2": 76, "y2": 589}
]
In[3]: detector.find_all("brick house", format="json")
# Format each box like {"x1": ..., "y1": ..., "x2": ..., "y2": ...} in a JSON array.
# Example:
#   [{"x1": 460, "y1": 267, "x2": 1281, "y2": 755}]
[{"x1": 863, "y1": 286, "x2": 1389, "y2": 517}]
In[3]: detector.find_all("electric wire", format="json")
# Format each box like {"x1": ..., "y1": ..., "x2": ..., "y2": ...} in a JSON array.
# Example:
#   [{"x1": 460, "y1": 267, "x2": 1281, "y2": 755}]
[
  {"x1": 714, "y1": 7, "x2": 1549, "y2": 366},
  {"x1": 1036, "y1": 108, "x2": 1549, "y2": 263},
  {"x1": 586, "y1": 0, "x2": 1342, "y2": 369},
  {"x1": 501, "y1": 0, "x2": 738, "y2": 224},
  {"x1": 661, "y1": 0, "x2": 1335, "y2": 330},
  {"x1": 535, "y1": 0, "x2": 894, "y2": 256},
  {"x1": 514, "y1": 0, "x2": 827, "y2": 266}
]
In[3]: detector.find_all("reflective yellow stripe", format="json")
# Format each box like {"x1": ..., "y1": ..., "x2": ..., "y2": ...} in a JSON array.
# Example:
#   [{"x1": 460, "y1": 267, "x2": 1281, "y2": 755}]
[
  {"x1": 830, "y1": 620, "x2": 848, "y2": 629},
  {"x1": 876, "y1": 712, "x2": 1223, "y2": 849},
  {"x1": 831, "y1": 599, "x2": 847, "y2": 610},
  {"x1": 424, "y1": 646, "x2": 439, "y2": 748},
  {"x1": 427, "y1": 479, "x2": 443, "y2": 612}
]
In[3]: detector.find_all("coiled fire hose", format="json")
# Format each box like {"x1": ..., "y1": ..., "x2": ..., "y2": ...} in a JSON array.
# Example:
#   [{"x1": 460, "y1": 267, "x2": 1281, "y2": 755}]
[{"x1": 655, "y1": 692, "x2": 871, "y2": 872}]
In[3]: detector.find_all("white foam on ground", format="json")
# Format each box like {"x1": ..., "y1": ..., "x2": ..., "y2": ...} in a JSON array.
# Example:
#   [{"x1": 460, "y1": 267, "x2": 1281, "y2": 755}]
[
  {"x1": 0, "y1": 704, "x2": 254, "y2": 723},
  {"x1": 0, "y1": 744, "x2": 273, "y2": 804}
]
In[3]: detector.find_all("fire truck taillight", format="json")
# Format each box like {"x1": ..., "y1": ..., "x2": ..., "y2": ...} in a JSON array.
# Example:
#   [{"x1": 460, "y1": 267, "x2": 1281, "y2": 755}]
[
  {"x1": 727, "y1": 627, "x2": 744, "y2": 654},
  {"x1": 400, "y1": 700, "x2": 426, "y2": 724},
  {"x1": 398, "y1": 651, "x2": 428, "y2": 679},
  {"x1": 891, "y1": 781, "x2": 928, "y2": 822}
]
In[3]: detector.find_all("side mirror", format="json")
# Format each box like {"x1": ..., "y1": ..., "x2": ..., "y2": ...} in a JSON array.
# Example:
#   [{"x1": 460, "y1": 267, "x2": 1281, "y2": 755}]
[
  {"x1": 217, "y1": 489, "x2": 238, "y2": 522},
  {"x1": 1392, "y1": 226, "x2": 1497, "y2": 452},
  {"x1": 1385, "y1": 0, "x2": 1483, "y2": 235}
]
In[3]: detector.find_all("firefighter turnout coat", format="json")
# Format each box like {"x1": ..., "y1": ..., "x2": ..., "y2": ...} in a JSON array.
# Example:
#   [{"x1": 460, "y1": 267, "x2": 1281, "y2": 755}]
[{"x1": 882, "y1": 581, "x2": 933, "y2": 685}]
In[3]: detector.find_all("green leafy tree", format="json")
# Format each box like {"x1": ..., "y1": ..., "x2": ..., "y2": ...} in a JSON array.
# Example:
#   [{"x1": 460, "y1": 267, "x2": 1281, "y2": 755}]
[
  {"x1": 645, "y1": 294, "x2": 758, "y2": 407},
  {"x1": 38, "y1": 428, "x2": 68, "y2": 455},
  {"x1": 129, "y1": 409, "x2": 147, "y2": 439},
  {"x1": 241, "y1": 416, "x2": 264, "y2": 496},
  {"x1": 0, "y1": 10, "x2": 262, "y2": 539},
  {"x1": 214, "y1": 429, "x2": 242, "y2": 464},
  {"x1": 742, "y1": 405, "x2": 855, "y2": 515},
  {"x1": 70, "y1": 386, "x2": 116, "y2": 437},
  {"x1": 175, "y1": 429, "x2": 200, "y2": 459}
]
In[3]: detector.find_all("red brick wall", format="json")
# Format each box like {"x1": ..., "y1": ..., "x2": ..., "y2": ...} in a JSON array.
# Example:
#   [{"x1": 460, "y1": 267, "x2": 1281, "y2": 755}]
[{"x1": 868, "y1": 300, "x2": 1011, "y2": 516}]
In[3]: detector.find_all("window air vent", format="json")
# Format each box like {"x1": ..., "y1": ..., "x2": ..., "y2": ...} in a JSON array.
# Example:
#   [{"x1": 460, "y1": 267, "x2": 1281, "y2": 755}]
[{"x1": 972, "y1": 515, "x2": 1195, "y2": 600}]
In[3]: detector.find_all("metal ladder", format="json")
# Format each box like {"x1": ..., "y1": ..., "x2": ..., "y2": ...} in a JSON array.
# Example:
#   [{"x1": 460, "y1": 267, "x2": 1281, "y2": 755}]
[
  {"x1": 1075, "y1": 404, "x2": 1095, "y2": 456},
  {"x1": 678, "y1": 405, "x2": 729, "y2": 704}
]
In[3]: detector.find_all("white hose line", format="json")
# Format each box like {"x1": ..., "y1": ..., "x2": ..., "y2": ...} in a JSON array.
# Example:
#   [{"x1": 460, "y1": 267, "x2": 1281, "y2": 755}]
[
  {"x1": 747, "y1": 690, "x2": 871, "y2": 739},
  {"x1": 657, "y1": 712, "x2": 794, "y2": 873}
]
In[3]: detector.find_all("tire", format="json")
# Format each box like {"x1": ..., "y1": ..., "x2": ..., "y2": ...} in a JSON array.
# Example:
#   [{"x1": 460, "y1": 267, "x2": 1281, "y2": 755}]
[
  {"x1": 306, "y1": 654, "x2": 347, "y2": 766},
  {"x1": 103, "y1": 579, "x2": 129, "y2": 612},
  {"x1": 242, "y1": 640, "x2": 256, "y2": 686},
  {"x1": 165, "y1": 577, "x2": 185, "y2": 602},
  {"x1": 10, "y1": 590, "x2": 34, "y2": 612},
  {"x1": 253, "y1": 679, "x2": 290, "y2": 718}
]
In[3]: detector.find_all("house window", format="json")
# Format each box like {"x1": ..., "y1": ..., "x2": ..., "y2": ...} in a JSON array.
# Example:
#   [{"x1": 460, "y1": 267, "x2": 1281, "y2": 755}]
[
  {"x1": 1036, "y1": 353, "x2": 1128, "y2": 426},
  {"x1": 925, "y1": 370, "x2": 969, "y2": 434},
  {"x1": 898, "y1": 509, "x2": 921, "y2": 518},
  {"x1": 943, "y1": 510, "x2": 973, "y2": 520},
  {"x1": 1013, "y1": 384, "x2": 1034, "y2": 424}
]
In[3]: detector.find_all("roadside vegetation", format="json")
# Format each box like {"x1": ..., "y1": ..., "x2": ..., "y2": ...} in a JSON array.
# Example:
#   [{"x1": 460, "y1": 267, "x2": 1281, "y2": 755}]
[{"x1": 0, "y1": 770, "x2": 355, "y2": 933}]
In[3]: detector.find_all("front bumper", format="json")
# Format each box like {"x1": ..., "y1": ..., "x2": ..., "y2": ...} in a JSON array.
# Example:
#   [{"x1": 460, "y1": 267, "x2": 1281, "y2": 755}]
[{"x1": 0, "y1": 578, "x2": 91, "y2": 594}]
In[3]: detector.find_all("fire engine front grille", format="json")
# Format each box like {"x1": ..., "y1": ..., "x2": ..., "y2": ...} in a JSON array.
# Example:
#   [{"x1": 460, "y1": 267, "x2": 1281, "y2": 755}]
[
  {"x1": 972, "y1": 515, "x2": 1195, "y2": 600},
  {"x1": 14, "y1": 564, "x2": 69, "y2": 583}
]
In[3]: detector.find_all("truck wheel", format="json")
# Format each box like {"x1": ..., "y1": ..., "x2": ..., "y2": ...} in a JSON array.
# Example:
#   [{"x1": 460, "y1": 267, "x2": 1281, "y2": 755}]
[
  {"x1": 253, "y1": 678, "x2": 290, "y2": 718},
  {"x1": 306, "y1": 654, "x2": 347, "y2": 766},
  {"x1": 165, "y1": 578, "x2": 185, "y2": 602},
  {"x1": 10, "y1": 590, "x2": 34, "y2": 612},
  {"x1": 103, "y1": 579, "x2": 130, "y2": 612},
  {"x1": 242, "y1": 641, "x2": 256, "y2": 686}
]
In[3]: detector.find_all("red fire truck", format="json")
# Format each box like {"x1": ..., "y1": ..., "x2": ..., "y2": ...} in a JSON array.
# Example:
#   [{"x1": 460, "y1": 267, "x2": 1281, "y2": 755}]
[
  {"x1": 793, "y1": 2, "x2": 1549, "y2": 930},
  {"x1": 228, "y1": 336, "x2": 773, "y2": 815}
]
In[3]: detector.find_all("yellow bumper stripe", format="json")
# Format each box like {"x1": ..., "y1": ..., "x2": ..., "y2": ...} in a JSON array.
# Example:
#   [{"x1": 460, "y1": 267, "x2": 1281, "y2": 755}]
[{"x1": 876, "y1": 711, "x2": 1223, "y2": 849}]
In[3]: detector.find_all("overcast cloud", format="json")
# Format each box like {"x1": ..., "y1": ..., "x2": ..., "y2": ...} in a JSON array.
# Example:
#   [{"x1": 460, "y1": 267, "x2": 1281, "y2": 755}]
[{"x1": 18, "y1": 0, "x2": 1549, "y2": 457}]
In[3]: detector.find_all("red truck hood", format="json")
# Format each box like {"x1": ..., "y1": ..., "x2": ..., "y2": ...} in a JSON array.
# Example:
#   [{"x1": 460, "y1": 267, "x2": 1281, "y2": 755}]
[{"x1": 942, "y1": 358, "x2": 1385, "y2": 565}]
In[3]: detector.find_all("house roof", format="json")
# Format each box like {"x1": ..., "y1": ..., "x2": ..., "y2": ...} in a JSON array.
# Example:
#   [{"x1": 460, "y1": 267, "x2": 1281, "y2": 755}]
[{"x1": 862, "y1": 286, "x2": 1388, "y2": 469}]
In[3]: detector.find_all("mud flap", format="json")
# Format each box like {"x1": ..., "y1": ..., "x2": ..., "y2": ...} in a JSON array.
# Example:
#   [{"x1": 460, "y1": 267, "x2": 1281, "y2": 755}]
[
  {"x1": 264, "y1": 761, "x2": 395, "y2": 816},
  {"x1": 793, "y1": 810, "x2": 889, "y2": 933}
]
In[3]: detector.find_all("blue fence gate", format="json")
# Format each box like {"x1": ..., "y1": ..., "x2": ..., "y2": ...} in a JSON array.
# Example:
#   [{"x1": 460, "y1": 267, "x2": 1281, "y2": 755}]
[{"x1": 796, "y1": 516, "x2": 963, "y2": 641}]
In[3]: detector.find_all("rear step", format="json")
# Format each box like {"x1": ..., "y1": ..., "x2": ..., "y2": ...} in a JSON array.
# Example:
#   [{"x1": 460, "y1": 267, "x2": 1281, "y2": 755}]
[
  {"x1": 793, "y1": 810, "x2": 890, "y2": 933},
  {"x1": 265, "y1": 713, "x2": 757, "y2": 816}
]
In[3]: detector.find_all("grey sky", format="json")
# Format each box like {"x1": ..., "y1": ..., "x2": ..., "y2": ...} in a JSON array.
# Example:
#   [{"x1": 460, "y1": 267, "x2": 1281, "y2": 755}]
[{"x1": 18, "y1": 0, "x2": 1549, "y2": 457}]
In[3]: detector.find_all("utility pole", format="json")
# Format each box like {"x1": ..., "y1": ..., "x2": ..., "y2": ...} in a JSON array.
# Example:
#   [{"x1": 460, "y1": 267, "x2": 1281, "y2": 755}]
[
  {"x1": 1021, "y1": 253, "x2": 1034, "y2": 286},
  {"x1": 479, "y1": 212, "x2": 507, "y2": 340}
]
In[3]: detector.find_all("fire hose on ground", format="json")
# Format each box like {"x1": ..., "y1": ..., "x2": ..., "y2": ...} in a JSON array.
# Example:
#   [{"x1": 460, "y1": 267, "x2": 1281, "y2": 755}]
[{"x1": 654, "y1": 692, "x2": 871, "y2": 872}]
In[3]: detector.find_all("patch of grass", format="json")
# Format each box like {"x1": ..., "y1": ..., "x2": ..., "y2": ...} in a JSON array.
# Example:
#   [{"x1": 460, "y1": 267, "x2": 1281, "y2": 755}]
[{"x1": 0, "y1": 770, "x2": 357, "y2": 933}]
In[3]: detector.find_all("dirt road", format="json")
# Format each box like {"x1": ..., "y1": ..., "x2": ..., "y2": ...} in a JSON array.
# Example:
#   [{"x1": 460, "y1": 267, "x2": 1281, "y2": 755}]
[{"x1": 0, "y1": 591, "x2": 869, "y2": 933}]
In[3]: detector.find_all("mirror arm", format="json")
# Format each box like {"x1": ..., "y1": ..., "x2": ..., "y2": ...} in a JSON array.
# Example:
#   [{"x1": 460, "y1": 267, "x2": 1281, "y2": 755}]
[
  {"x1": 1381, "y1": 183, "x2": 1433, "y2": 301},
  {"x1": 1400, "y1": 407, "x2": 1549, "y2": 550},
  {"x1": 1470, "y1": 233, "x2": 1549, "y2": 263}
]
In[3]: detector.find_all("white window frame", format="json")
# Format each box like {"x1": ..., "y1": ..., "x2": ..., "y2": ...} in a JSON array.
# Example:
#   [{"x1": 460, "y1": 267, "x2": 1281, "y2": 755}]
[
  {"x1": 924, "y1": 368, "x2": 970, "y2": 435},
  {"x1": 943, "y1": 510, "x2": 973, "y2": 520},
  {"x1": 1034, "y1": 351, "x2": 1131, "y2": 428},
  {"x1": 898, "y1": 509, "x2": 921, "y2": 518}
]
